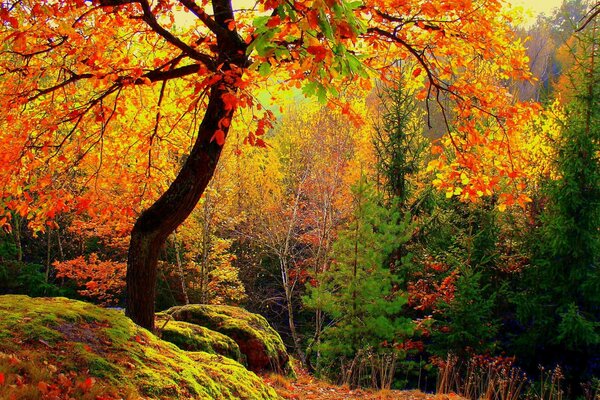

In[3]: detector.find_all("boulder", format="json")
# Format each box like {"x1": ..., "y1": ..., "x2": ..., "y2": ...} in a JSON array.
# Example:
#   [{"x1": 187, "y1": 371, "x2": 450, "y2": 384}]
[
  {"x1": 158, "y1": 317, "x2": 243, "y2": 363},
  {"x1": 165, "y1": 304, "x2": 292, "y2": 375},
  {"x1": 0, "y1": 295, "x2": 279, "y2": 400}
]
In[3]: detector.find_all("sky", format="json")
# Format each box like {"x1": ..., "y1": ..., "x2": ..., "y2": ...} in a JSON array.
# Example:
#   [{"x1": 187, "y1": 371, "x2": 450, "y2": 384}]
[{"x1": 511, "y1": 0, "x2": 565, "y2": 22}]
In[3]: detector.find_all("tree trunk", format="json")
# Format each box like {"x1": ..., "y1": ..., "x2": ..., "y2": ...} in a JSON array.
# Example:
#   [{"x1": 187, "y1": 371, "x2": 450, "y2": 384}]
[
  {"x1": 126, "y1": 84, "x2": 236, "y2": 331},
  {"x1": 13, "y1": 214, "x2": 22, "y2": 263},
  {"x1": 172, "y1": 233, "x2": 189, "y2": 305},
  {"x1": 125, "y1": 0, "x2": 248, "y2": 331}
]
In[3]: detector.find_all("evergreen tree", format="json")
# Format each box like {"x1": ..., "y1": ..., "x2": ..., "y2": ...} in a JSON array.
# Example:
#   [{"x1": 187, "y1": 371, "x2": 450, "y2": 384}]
[
  {"x1": 514, "y1": 17, "x2": 600, "y2": 390},
  {"x1": 304, "y1": 178, "x2": 414, "y2": 389},
  {"x1": 373, "y1": 73, "x2": 428, "y2": 207}
]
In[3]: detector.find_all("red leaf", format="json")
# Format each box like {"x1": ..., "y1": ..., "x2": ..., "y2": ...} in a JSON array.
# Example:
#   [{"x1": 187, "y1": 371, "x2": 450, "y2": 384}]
[
  {"x1": 211, "y1": 130, "x2": 226, "y2": 146},
  {"x1": 336, "y1": 21, "x2": 354, "y2": 39},
  {"x1": 221, "y1": 92, "x2": 238, "y2": 111},
  {"x1": 266, "y1": 15, "x2": 281, "y2": 28},
  {"x1": 413, "y1": 67, "x2": 422, "y2": 78},
  {"x1": 306, "y1": 10, "x2": 319, "y2": 29},
  {"x1": 219, "y1": 117, "x2": 230, "y2": 128},
  {"x1": 0, "y1": 372, "x2": 5, "y2": 385},
  {"x1": 306, "y1": 45, "x2": 327, "y2": 62},
  {"x1": 79, "y1": 377, "x2": 95, "y2": 392}
]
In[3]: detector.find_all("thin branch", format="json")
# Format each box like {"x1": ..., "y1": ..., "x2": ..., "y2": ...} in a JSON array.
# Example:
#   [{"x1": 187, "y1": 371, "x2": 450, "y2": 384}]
[
  {"x1": 27, "y1": 63, "x2": 202, "y2": 102},
  {"x1": 577, "y1": 3, "x2": 600, "y2": 32},
  {"x1": 177, "y1": 0, "x2": 228, "y2": 36},
  {"x1": 28, "y1": 73, "x2": 94, "y2": 102}
]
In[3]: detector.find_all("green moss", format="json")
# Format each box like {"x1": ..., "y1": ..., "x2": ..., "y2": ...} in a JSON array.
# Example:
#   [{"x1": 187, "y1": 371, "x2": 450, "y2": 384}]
[
  {"x1": 0, "y1": 295, "x2": 280, "y2": 400},
  {"x1": 158, "y1": 317, "x2": 243, "y2": 363},
  {"x1": 165, "y1": 304, "x2": 293, "y2": 375},
  {"x1": 188, "y1": 352, "x2": 283, "y2": 399}
]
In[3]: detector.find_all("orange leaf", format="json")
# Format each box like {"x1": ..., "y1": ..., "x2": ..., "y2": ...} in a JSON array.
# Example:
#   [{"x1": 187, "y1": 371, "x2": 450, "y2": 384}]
[
  {"x1": 431, "y1": 145, "x2": 443, "y2": 155},
  {"x1": 225, "y1": 18, "x2": 236, "y2": 31},
  {"x1": 37, "y1": 381, "x2": 49, "y2": 393},
  {"x1": 85, "y1": 281, "x2": 99, "y2": 290}
]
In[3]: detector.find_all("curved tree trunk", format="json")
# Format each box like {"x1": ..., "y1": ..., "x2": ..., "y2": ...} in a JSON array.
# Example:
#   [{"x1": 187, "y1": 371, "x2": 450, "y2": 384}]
[
  {"x1": 126, "y1": 82, "x2": 237, "y2": 330},
  {"x1": 125, "y1": 0, "x2": 248, "y2": 331}
]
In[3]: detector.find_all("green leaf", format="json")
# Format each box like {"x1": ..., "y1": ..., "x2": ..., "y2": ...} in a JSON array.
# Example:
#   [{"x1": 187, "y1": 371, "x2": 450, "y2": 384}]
[
  {"x1": 316, "y1": 83, "x2": 327, "y2": 103},
  {"x1": 346, "y1": 1, "x2": 363, "y2": 10},
  {"x1": 258, "y1": 62, "x2": 271, "y2": 76},
  {"x1": 317, "y1": 9, "x2": 333, "y2": 40},
  {"x1": 302, "y1": 81, "x2": 318, "y2": 97},
  {"x1": 253, "y1": 15, "x2": 270, "y2": 29}
]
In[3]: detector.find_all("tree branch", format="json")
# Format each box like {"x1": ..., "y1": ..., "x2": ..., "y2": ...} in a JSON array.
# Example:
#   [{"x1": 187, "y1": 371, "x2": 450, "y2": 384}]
[
  {"x1": 99, "y1": 0, "x2": 217, "y2": 70},
  {"x1": 576, "y1": 2, "x2": 600, "y2": 32},
  {"x1": 140, "y1": 0, "x2": 217, "y2": 69},
  {"x1": 177, "y1": 0, "x2": 228, "y2": 36},
  {"x1": 27, "y1": 63, "x2": 202, "y2": 102}
]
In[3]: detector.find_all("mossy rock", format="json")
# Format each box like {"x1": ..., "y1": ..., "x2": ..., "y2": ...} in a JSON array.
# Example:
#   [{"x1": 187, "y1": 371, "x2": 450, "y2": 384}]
[
  {"x1": 165, "y1": 304, "x2": 292, "y2": 375},
  {"x1": 0, "y1": 295, "x2": 280, "y2": 400},
  {"x1": 158, "y1": 317, "x2": 243, "y2": 363}
]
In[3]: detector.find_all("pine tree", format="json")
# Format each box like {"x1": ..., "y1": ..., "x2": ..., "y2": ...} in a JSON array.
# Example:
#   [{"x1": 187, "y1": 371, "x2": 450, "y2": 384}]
[
  {"x1": 373, "y1": 73, "x2": 428, "y2": 207},
  {"x1": 304, "y1": 178, "x2": 414, "y2": 388}
]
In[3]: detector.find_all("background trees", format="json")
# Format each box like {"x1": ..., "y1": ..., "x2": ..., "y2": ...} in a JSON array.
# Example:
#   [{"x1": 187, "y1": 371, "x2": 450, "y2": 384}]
[{"x1": 0, "y1": 0, "x2": 537, "y2": 329}]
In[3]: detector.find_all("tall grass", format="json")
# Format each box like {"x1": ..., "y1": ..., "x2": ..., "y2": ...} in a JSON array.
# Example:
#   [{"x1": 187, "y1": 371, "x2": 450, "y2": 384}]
[{"x1": 435, "y1": 354, "x2": 531, "y2": 400}]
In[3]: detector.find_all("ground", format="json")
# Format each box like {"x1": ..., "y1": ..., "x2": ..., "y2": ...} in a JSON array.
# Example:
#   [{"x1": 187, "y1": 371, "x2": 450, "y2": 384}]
[{"x1": 263, "y1": 364, "x2": 465, "y2": 400}]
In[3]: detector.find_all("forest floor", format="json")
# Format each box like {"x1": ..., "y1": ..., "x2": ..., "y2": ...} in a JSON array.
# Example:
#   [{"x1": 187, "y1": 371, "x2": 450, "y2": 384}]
[{"x1": 262, "y1": 366, "x2": 464, "y2": 400}]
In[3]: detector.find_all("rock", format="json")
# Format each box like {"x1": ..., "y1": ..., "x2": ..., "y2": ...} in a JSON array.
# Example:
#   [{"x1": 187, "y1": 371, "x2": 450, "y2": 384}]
[
  {"x1": 165, "y1": 304, "x2": 293, "y2": 375},
  {"x1": 158, "y1": 317, "x2": 244, "y2": 363},
  {"x1": 0, "y1": 295, "x2": 279, "y2": 400}
]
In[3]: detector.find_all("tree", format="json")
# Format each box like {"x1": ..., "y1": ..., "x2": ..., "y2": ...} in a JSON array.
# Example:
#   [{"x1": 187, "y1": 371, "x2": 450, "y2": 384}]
[
  {"x1": 304, "y1": 178, "x2": 414, "y2": 388},
  {"x1": 0, "y1": 0, "x2": 536, "y2": 330},
  {"x1": 373, "y1": 70, "x2": 428, "y2": 206}
]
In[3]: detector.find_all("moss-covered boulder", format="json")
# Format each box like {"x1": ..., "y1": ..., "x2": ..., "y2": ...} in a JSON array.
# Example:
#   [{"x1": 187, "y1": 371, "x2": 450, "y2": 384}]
[
  {"x1": 165, "y1": 304, "x2": 292, "y2": 375},
  {"x1": 158, "y1": 318, "x2": 243, "y2": 363},
  {"x1": 0, "y1": 295, "x2": 279, "y2": 400}
]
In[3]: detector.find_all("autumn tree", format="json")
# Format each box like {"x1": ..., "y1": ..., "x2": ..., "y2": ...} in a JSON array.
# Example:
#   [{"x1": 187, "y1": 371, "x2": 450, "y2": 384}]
[{"x1": 0, "y1": 0, "x2": 536, "y2": 330}]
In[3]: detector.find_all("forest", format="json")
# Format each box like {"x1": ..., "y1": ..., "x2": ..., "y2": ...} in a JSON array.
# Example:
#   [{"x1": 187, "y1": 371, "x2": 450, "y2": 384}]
[{"x1": 0, "y1": 0, "x2": 598, "y2": 399}]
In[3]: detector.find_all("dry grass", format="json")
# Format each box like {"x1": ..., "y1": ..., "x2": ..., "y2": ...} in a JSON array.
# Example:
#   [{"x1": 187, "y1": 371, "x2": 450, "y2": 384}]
[{"x1": 262, "y1": 362, "x2": 467, "y2": 400}]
